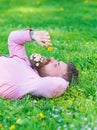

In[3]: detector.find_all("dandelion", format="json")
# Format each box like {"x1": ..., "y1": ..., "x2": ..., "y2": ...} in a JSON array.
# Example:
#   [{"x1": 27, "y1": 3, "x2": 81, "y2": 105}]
[
  {"x1": 16, "y1": 118, "x2": 21, "y2": 123},
  {"x1": 39, "y1": 112, "x2": 45, "y2": 119},
  {"x1": 47, "y1": 47, "x2": 53, "y2": 51},
  {"x1": 34, "y1": 99, "x2": 37, "y2": 103},
  {"x1": 10, "y1": 125, "x2": 15, "y2": 130},
  {"x1": 70, "y1": 124, "x2": 74, "y2": 128},
  {"x1": 52, "y1": 114, "x2": 58, "y2": 118},
  {"x1": 0, "y1": 124, "x2": 2, "y2": 128},
  {"x1": 63, "y1": 124, "x2": 67, "y2": 128},
  {"x1": 84, "y1": 117, "x2": 87, "y2": 121}
]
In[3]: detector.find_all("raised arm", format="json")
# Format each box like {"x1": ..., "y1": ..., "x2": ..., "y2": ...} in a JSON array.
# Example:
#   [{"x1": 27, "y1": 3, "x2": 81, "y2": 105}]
[
  {"x1": 8, "y1": 29, "x2": 32, "y2": 59},
  {"x1": 8, "y1": 29, "x2": 51, "y2": 60}
]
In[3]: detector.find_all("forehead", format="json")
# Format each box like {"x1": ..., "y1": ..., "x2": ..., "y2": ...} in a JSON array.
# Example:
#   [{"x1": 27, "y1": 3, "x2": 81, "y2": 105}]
[{"x1": 59, "y1": 61, "x2": 68, "y2": 72}]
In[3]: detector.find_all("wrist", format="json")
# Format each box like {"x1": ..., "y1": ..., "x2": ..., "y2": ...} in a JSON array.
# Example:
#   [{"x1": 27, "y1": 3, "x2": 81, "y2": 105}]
[{"x1": 30, "y1": 30, "x2": 35, "y2": 40}]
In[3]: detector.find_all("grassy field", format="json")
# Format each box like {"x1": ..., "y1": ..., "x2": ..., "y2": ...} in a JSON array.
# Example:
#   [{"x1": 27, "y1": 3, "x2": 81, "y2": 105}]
[{"x1": 0, "y1": 0, "x2": 97, "y2": 130}]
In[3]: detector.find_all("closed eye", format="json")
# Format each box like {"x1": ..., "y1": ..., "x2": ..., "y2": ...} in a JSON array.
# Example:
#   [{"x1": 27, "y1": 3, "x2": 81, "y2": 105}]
[
  {"x1": 55, "y1": 62, "x2": 60, "y2": 68},
  {"x1": 55, "y1": 64, "x2": 57, "y2": 67}
]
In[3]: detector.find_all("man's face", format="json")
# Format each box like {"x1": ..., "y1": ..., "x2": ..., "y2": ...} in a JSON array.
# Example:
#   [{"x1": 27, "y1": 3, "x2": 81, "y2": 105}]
[{"x1": 44, "y1": 58, "x2": 68, "y2": 77}]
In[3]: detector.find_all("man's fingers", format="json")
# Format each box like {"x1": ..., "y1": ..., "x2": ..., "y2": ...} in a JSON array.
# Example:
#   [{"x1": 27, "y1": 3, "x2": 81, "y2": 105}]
[
  {"x1": 34, "y1": 30, "x2": 52, "y2": 47},
  {"x1": 43, "y1": 42, "x2": 52, "y2": 47},
  {"x1": 40, "y1": 35, "x2": 50, "y2": 40},
  {"x1": 40, "y1": 31, "x2": 49, "y2": 35},
  {"x1": 41, "y1": 39, "x2": 50, "y2": 43},
  {"x1": 38, "y1": 40, "x2": 52, "y2": 47}
]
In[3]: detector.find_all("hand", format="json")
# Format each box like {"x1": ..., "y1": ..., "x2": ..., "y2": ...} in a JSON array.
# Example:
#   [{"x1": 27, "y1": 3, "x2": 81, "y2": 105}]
[{"x1": 31, "y1": 30, "x2": 52, "y2": 46}]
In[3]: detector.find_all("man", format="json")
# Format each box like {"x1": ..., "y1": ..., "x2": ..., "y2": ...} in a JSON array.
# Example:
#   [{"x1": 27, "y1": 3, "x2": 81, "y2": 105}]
[{"x1": 0, "y1": 29, "x2": 78, "y2": 99}]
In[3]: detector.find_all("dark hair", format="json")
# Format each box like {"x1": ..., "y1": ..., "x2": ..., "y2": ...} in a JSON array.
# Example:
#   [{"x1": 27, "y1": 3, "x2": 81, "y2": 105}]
[{"x1": 63, "y1": 62, "x2": 79, "y2": 84}]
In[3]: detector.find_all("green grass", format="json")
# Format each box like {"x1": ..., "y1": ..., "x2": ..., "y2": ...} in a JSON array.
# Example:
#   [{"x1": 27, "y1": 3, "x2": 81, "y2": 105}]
[{"x1": 0, "y1": 0, "x2": 97, "y2": 129}]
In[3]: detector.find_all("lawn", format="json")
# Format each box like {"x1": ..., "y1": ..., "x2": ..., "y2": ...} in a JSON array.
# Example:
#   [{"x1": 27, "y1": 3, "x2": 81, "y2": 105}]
[{"x1": 0, "y1": 0, "x2": 97, "y2": 130}]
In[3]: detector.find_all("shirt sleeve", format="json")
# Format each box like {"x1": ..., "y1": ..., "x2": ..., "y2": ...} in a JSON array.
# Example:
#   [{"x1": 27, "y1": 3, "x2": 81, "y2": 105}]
[
  {"x1": 8, "y1": 29, "x2": 32, "y2": 60},
  {"x1": 18, "y1": 77, "x2": 69, "y2": 99}
]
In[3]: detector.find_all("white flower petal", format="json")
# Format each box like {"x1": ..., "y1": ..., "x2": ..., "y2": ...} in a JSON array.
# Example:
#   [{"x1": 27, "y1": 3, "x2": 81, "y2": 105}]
[{"x1": 36, "y1": 63, "x2": 39, "y2": 67}]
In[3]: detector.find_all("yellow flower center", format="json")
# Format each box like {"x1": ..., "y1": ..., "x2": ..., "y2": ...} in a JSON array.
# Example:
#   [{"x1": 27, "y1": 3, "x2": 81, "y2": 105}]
[
  {"x1": 39, "y1": 112, "x2": 45, "y2": 119},
  {"x1": 16, "y1": 118, "x2": 21, "y2": 123},
  {"x1": 47, "y1": 47, "x2": 53, "y2": 51},
  {"x1": 0, "y1": 124, "x2": 2, "y2": 128},
  {"x1": 10, "y1": 125, "x2": 15, "y2": 130}
]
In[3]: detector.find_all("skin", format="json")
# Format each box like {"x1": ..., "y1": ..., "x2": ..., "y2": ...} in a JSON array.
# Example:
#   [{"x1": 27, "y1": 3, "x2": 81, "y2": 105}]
[
  {"x1": 44, "y1": 58, "x2": 68, "y2": 77},
  {"x1": 32, "y1": 31, "x2": 68, "y2": 77},
  {"x1": 32, "y1": 31, "x2": 52, "y2": 46}
]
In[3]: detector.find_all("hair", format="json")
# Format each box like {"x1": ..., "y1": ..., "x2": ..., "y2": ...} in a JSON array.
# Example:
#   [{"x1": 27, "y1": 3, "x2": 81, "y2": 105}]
[
  {"x1": 29, "y1": 55, "x2": 79, "y2": 84},
  {"x1": 29, "y1": 56, "x2": 51, "y2": 76},
  {"x1": 64, "y1": 62, "x2": 79, "y2": 84}
]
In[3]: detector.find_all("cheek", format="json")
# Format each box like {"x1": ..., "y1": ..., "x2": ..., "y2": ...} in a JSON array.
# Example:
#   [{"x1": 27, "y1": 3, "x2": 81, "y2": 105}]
[
  {"x1": 45, "y1": 65, "x2": 53, "y2": 73},
  {"x1": 48, "y1": 66, "x2": 54, "y2": 72},
  {"x1": 47, "y1": 63, "x2": 54, "y2": 70},
  {"x1": 45, "y1": 63, "x2": 57, "y2": 73}
]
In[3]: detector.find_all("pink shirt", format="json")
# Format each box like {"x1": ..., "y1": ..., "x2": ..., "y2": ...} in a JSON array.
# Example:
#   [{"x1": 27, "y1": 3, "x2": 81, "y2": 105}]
[{"x1": 0, "y1": 29, "x2": 69, "y2": 99}]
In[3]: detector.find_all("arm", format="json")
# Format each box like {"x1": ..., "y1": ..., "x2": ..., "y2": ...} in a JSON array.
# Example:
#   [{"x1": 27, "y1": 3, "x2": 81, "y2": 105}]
[
  {"x1": 8, "y1": 29, "x2": 51, "y2": 60},
  {"x1": 18, "y1": 77, "x2": 69, "y2": 98},
  {"x1": 8, "y1": 29, "x2": 32, "y2": 59}
]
